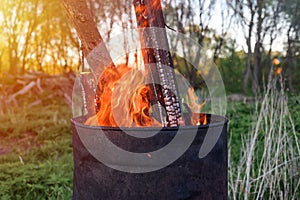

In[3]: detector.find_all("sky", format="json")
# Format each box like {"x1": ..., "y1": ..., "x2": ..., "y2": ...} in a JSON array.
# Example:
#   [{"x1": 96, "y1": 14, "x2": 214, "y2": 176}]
[
  {"x1": 92, "y1": 0, "x2": 288, "y2": 55},
  {"x1": 202, "y1": 0, "x2": 286, "y2": 52}
]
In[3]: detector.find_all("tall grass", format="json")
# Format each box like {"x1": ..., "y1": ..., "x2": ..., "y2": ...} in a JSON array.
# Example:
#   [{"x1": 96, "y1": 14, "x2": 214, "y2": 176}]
[{"x1": 228, "y1": 74, "x2": 300, "y2": 199}]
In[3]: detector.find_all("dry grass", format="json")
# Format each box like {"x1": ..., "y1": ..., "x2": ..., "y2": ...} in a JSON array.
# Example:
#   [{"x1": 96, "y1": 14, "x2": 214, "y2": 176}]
[{"x1": 228, "y1": 74, "x2": 300, "y2": 199}]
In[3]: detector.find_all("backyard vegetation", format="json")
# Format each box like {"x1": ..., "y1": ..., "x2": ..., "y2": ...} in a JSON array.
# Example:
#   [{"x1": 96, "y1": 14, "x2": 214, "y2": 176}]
[
  {"x1": 0, "y1": 99, "x2": 73, "y2": 199},
  {"x1": 228, "y1": 77, "x2": 300, "y2": 199},
  {"x1": 0, "y1": 0, "x2": 300, "y2": 199},
  {"x1": 0, "y1": 76, "x2": 299, "y2": 199}
]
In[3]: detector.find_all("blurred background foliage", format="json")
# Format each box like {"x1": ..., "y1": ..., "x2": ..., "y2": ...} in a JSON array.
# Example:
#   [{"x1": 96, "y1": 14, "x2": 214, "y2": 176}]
[{"x1": 0, "y1": 0, "x2": 299, "y2": 94}]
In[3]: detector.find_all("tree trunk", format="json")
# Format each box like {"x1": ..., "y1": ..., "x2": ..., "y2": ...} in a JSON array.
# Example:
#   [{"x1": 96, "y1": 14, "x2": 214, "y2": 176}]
[
  {"x1": 286, "y1": 26, "x2": 295, "y2": 93},
  {"x1": 252, "y1": 0, "x2": 264, "y2": 94},
  {"x1": 243, "y1": 6, "x2": 255, "y2": 94},
  {"x1": 213, "y1": 36, "x2": 224, "y2": 63}
]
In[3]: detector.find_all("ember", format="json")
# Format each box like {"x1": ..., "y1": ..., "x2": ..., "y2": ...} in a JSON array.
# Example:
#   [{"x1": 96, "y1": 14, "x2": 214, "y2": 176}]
[{"x1": 196, "y1": 113, "x2": 208, "y2": 125}]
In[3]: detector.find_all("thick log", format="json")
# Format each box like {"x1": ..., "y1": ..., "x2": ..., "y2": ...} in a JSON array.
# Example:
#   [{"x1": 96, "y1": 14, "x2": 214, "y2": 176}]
[
  {"x1": 61, "y1": 0, "x2": 115, "y2": 73},
  {"x1": 133, "y1": 0, "x2": 182, "y2": 126},
  {"x1": 62, "y1": 0, "x2": 118, "y2": 116}
]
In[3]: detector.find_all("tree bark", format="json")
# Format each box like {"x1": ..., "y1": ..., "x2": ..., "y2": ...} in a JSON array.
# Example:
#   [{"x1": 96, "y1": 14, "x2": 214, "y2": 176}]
[
  {"x1": 243, "y1": 1, "x2": 255, "y2": 93},
  {"x1": 243, "y1": 31, "x2": 253, "y2": 93},
  {"x1": 61, "y1": 0, "x2": 115, "y2": 76},
  {"x1": 286, "y1": 25, "x2": 295, "y2": 93},
  {"x1": 252, "y1": 0, "x2": 264, "y2": 94},
  {"x1": 62, "y1": 0, "x2": 117, "y2": 117},
  {"x1": 133, "y1": 0, "x2": 182, "y2": 126}
]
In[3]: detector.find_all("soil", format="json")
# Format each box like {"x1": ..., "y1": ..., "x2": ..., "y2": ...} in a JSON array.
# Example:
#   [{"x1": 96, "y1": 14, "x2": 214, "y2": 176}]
[{"x1": 0, "y1": 131, "x2": 40, "y2": 156}]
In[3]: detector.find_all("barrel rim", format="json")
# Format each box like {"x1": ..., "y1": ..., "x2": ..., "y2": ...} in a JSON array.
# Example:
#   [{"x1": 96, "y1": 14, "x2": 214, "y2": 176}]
[{"x1": 70, "y1": 114, "x2": 228, "y2": 131}]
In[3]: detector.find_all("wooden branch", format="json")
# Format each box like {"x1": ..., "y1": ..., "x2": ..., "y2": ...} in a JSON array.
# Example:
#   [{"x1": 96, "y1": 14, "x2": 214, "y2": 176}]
[
  {"x1": 61, "y1": 0, "x2": 119, "y2": 116},
  {"x1": 133, "y1": 0, "x2": 182, "y2": 126},
  {"x1": 61, "y1": 0, "x2": 115, "y2": 76},
  {"x1": 2, "y1": 72, "x2": 75, "y2": 109},
  {"x1": 28, "y1": 99, "x2": 42, "y2": 108},
  {"x1": 10, "y1": 81, "x2": 36, "y2": 100}
]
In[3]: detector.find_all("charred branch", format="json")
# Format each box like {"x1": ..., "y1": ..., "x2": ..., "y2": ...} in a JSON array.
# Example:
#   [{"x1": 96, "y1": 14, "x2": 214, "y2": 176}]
[{"x1": 133, "y1": 0, "x2": 182, "y2": 126}]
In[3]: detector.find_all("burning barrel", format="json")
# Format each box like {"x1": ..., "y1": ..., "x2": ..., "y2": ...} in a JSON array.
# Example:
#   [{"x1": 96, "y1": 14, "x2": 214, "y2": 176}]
[
  {"x1": 63, "y1": 0, "x2": 228, "y2": 199},
  {"x1": 71, "y1": 114, "x2": 227, "y2": 200}
]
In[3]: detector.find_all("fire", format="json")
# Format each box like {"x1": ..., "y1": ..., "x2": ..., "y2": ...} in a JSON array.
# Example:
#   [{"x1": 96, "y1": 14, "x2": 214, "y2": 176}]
[
  {"x1": 85, "y1": 64, "x2": 159, "y2": 127},
  {"x1": 134, "y1": 0, "x2": 163, "y2": 27},
  {"x1": 85, "y1": 64, "x2": 208, "y2": 127},
  {"x1": 185, "y1": 88, "x2": 208, "y2": 126},
  {"x1": 196, "y1": 114, "x2": 208, "y2": 126}
]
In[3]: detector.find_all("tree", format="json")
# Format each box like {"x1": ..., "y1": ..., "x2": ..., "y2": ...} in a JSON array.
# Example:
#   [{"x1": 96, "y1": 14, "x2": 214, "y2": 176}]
[
  {"x1": 0, "y1": 0, "x2": 34, "y2": 73},
  {"x1": 263, "y1": 0, "x2": 282, "y2": 75},
  {"x1": 0, "y1": 0, "x2": 81, "y2": 74},
  {"x1": 227, "y1": 0, "x2": 281, "y2": 93},
  {"x1": 227, "y1": 0, "x2": 257, "y2": 93},
  {"x1": 281, "y1": 0, "x2": 300, "y2": 92}
]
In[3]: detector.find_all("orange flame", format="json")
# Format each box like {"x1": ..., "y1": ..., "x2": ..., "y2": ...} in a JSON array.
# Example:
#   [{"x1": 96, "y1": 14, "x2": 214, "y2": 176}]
[
  {"x1": 85, "y1": 64, "x2": 159, "y2": 127},
  {"x1": 134, "y1": 0, "x2": 164, "y2": 27},
  {"x1": 85, "y1": 64, "x2": 208, "y2": 127},
  {"x1": 196, "y1": 114, "x2": 208, "y2": 126}
]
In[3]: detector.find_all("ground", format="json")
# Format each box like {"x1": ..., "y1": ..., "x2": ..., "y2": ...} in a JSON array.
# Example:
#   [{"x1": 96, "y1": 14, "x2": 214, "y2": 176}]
[{"x1": 0, "y1": 93, "x2": 299, "y2": 199}]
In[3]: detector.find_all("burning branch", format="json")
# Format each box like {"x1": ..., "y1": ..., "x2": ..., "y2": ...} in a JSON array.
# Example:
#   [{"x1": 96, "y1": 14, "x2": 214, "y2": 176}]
[
  {"x1": 62, "y1": 0, "x2": 188, "y2": 127},
  {"x1": 133, "y1": 0, "x2": 183, "y2": 126},
  {"x1": 62, "y1": 0, "x2": 117, "y2": 116}
]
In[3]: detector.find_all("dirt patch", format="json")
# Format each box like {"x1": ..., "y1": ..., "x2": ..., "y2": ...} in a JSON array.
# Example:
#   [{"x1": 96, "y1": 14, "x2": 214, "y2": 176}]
[{"x1": 0, "y1": 131, "x2": 41, "y2": 156}]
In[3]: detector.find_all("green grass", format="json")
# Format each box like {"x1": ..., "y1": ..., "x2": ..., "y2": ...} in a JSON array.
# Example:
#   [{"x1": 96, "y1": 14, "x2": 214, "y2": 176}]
[
  {"x1": 0, "y1": 84, "x2": 299, "y2": 199},
  {"x1": 0, "y1": 98, "x2": 73, "y2": 199}
]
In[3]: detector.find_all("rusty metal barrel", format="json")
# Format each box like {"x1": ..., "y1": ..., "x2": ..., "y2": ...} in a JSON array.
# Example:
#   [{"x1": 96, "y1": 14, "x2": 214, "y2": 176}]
[{"x1": 71, "y1": 114, "x2": 228, "y2": 200}]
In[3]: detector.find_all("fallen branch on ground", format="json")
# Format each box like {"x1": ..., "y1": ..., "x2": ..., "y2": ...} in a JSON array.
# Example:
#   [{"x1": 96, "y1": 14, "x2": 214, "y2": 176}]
[{"x1": 1, "y1": 71, "x2": 75, "y2": 111}]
